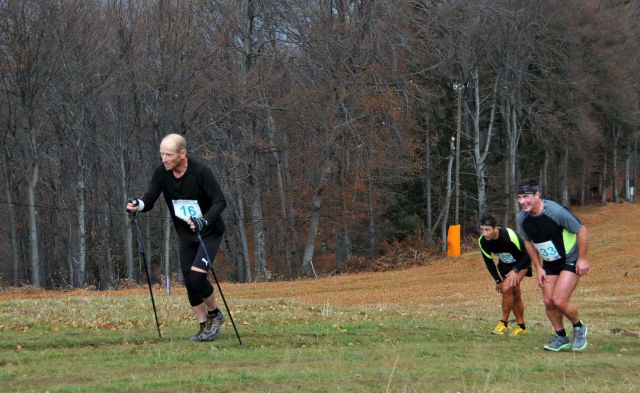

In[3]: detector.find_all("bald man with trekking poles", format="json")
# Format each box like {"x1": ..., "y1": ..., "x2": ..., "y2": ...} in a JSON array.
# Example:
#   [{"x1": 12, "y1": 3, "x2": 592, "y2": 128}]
[{"x1": 126, "y1": 133, "x2": 238, "y2": 342}]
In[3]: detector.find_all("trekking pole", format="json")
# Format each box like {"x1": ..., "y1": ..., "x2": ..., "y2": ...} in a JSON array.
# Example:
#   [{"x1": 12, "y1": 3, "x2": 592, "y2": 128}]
[
  {"x1": 128, "y1": 199, "x2": 162, "y2": 339},
  {"x1": 192, "y1": 217, "x2": 243, "y2": 346}
]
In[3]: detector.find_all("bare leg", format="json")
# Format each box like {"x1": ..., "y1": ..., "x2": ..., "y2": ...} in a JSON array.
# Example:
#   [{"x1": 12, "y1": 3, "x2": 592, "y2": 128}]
[
  {"x1": 552, "y1": 270, "x2": 581, "y2": 324},
  {"x1": 501, "y1": 286, "x2": 514, "y2": 323},
  {"x1": 511, "y1": 269, "x2": 528, "y2": 325},
  {"x1": 512, "y1": 285, "x2": 525, "y2": 325},
  {"x1": 192, "y1": 303, "x2": 207, "y2": 324},
  {"x1": 541, "y1": 275, "x2": 564, "y2": 331}
]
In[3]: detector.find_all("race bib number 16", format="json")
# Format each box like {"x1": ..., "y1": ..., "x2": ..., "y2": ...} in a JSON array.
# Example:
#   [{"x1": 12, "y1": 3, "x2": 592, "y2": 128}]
[
  {"x1": 172, "y1": 199, "x2": 202, "y2": 223},
  {"x1": 534, "y1": 240, "x2": 561, "y2": 262}
]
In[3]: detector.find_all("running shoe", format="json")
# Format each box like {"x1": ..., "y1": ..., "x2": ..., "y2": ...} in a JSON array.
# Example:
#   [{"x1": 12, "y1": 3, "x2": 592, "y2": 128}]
[
  {"x1": 510, "y1": 326, "x2": 528, "y2": 336},
  {"x1": 492, "y1": 322, "x2": 510, "y2": 335},
  {"x1": 196, "y1": 311, "x2": 225, "y2": 342},
  {"x1": 572, "y1": 323, "x2": 588, "y2": 351},
  {"x1": 543, "y1": 334, "x2": 571, "y2": 351},
  {"x1": 190, "y1": 325, "x2": 205, "y2": 341}
]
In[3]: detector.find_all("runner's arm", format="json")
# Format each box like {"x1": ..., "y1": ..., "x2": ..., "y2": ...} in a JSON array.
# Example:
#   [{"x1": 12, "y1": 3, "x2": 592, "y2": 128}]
[
  {"x1": 512, "y1": 252, "x2": 531, "y2": 273},
  {"x1": 576, "y1": 225, "x2": 589, "y2": 275},
  {"x1": 479, "y1": 238, "x2": 502, "y2": 283}
]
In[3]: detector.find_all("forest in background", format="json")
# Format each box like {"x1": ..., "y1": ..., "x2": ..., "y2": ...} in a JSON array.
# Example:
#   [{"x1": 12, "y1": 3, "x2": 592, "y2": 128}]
[{"x1": 1, "y1": 0, "x2": 638, "y2": 288}]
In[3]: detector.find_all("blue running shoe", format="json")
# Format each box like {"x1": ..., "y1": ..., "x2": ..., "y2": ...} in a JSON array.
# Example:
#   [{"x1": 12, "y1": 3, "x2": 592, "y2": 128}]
[
  {"x1": 572, "y1": 323, "x2": 588, "y2": 351},
  {"x1": 543, "y1": 334, "x2": 571, "y2": 352}
]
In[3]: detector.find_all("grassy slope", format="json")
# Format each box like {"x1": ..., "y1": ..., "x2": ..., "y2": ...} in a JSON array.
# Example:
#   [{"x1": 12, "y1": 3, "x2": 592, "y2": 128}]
[{"x1": 0, "y1": 203, "x2": 639, "y2": 392}]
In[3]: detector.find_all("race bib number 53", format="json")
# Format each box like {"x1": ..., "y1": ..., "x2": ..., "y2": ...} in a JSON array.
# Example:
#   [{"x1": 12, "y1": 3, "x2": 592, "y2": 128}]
[
  {"x1": 498, "y1": 253, "x2": 516, "y2": 263},
  {"x1": 172, "y1": 199, "x2": 202, "y2": 223},
  {"x1": 534, "y1": 240, "x2": 561, "y2": 262}
]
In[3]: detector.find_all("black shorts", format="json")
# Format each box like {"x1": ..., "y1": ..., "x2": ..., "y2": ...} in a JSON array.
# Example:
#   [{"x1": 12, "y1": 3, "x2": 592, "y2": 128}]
[
  {"x1": 542, "y1": 259, "x2": 577, "y2": 275},
  {"x1": 177, "y1": 233, "x2": 224, "y2": 276},
  {"x1": 497, "y1": 262, "x2": 532, "y2": 280}
]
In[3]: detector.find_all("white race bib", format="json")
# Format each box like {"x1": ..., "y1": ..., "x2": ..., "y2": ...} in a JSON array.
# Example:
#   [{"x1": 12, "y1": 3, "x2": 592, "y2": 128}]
[
  {"x1": 172, "y1": 199, "x2": 202, "y2": 223},
  {"x1": 498, "y1": 253, "x2": 516, "y2": 264},
  {"x1": 534, "y1": 240, "x2": 561, "y2": 262}
]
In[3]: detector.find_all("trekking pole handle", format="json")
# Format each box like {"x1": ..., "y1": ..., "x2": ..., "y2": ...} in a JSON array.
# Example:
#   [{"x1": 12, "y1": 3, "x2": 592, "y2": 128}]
[
  {"x1": 126, "y1": 197, "x2": 139, "y2": 215},
  {"x1": 190, "y1": 216, "x2": 207, "y2": 233}
]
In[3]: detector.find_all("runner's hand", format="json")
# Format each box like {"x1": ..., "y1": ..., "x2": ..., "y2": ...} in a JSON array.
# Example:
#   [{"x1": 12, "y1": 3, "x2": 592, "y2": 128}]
[
  {"x1": 536, "y1": 269, "x2": 547, "y2": 288},
  {"x1": 495, "y1": 282, "x2": 503, "y2": 293},
  {"x1": 189, "y1": 217, "x2": 208, "y2": 232},
  {"x1": 503, "y1": 271, "x2": 519, "y2": 287},
  {"x1": 576, "y1": 258, "x2": 589, "y2": 276},
  {"x1": 126, "y1": 198, "x2": 140, "y2": 214}
]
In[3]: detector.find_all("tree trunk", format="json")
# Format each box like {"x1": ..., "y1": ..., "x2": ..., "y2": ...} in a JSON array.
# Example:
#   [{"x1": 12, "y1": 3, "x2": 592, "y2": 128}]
[
  {"x1": 67, "y1": 216, "x2": 74, "y2": 286},
  {"x1": 27, "y1": 161, "x2": 41, "y2": 286},
  {"x1": 162, "y1": 204, "x2": 172, "y2": 291},
  {"x1": 232, "y1": 169, "x2": 251, "y2": 282},
  {"x1": 612, "y1": 124, "x2": 620, "y2": 202},
  {"x1": 222, "y1": 235, "x2": 239, "y2": 282},
  {"x1": 580, "y1": 162, "x2": 587, "y2": 206},
  {"x1": 501, "y1": 99, "x2": 512, "y2": 226},
  {"x1": 99, "y1": 200, "x2": 115, "y2": 290},
  {"x1": 600, "y1": 154, "x2": 608, "y2": 205},
  {"x1": 470, "y1": 70, "x2": 498, "y2": 218},
  {"x1": 633, "y1": 130, "x2": 639, "y2": 203},
  {"x1": 367, "y1": 165, "x2": 377, "y2": 253},
  {"x1": 541, "y1": 149, "x2": 549, "y2": 193},
  {"x1": 120, "y1": 150, "x2": 134, "y2": 279},
  {"x1": 142, "y1": 214, "x2": 151, "y2": 283},
  {"x1": 302, "y1": 160, "x2": 333, "y2": 277},
  {"x1": 335, "y1": 229, "x2": 352, "y2": 272},
  {"x1": 508, "y1": 105, "x2": 520, "y2": 229},
  {"x1": 75, "y1": 178, "x2": 86, "y2": 287},
  {"x1": 2, "y1": 151, "x2": 20, "y2": 286},
  {"x1": 560, "y1": 147, "x2": 569, "y2": 206},
  {"x1": 251, "y1": 182, "x2": 268, "y2": 282},
  {"x1": 503, "y1": 157, "x2": 510, "y2": 226},
  {"x1": 101, "y1": 238, "x2": 114, "y2": 290},
  {"x1": 266, "y1": 111, "x2": 295, "y2": 278},
  {"x1": 624, "y1": 143, "x2": 631, "y2": 201},
  {"x1": 424, "y1": 121, "x2": 433, "y2": 247}
]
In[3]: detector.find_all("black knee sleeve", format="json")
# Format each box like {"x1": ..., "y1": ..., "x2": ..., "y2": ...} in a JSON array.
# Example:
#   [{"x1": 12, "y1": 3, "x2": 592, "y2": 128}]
[{"x1": 185, "y1": 270, "x2": 214, "y2": 307}]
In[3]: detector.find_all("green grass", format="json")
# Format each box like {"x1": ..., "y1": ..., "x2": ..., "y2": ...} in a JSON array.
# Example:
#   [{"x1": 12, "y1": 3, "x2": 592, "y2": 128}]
[{"x1": 1, "y1": 292, "x2": 639, "y2": 393}]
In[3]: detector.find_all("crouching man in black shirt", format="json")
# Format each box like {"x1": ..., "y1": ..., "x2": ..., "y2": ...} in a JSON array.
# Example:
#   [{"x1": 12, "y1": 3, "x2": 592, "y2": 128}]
[{"x1": 478, "y1": 215, "x2": 531, "y2": 336}]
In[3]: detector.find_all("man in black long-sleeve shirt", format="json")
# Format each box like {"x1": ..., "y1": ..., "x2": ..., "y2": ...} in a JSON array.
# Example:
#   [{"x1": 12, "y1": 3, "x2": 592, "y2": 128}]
[
  {"x1": 127, "y1": 133, "x2": 226, "y2": 341},
  {"x1": 478, "y1": 215, "x2": 531, "y2": 336}
]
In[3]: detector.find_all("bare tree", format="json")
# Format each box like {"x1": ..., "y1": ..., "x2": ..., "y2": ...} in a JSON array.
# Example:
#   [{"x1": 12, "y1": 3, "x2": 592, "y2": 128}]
[{"x1": 0, "y1": 0, "x2": 60, "y2": 286}]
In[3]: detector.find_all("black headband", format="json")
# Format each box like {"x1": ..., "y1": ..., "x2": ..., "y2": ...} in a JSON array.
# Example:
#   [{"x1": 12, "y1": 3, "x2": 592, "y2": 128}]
[{"x1": 517, "y1": 185, "x2": 540, "y2": 195}]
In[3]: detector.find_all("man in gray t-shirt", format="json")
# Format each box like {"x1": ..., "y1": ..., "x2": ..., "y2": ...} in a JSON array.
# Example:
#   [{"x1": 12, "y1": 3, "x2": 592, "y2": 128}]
[{"x1": 515, "y1": 179, "x2": 589, "y2": 352}]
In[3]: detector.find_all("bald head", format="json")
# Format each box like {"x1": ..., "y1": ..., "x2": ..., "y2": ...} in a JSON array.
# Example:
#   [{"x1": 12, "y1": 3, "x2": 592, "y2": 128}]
[
  {"x1": 160, "y1": 133, "x2": 188, "y2": 172},
  {"x1": 161, "y1": 133, "x2": 187, "y2": 153}
]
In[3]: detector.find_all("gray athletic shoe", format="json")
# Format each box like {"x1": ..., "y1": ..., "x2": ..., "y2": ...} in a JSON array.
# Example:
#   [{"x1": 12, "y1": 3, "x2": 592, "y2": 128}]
[
  {"x1": 195, "y1": 312, "x2": 225, "y2": 342},
  {"x1": 543, "y1": 334, "x2": 571, "y2": 352},
  {"x1": 190, "y1": 325, "x2": 205, "y2": 341},
  {"x1": 572, "y1": 323, "x2": 588, "y2": 351}
]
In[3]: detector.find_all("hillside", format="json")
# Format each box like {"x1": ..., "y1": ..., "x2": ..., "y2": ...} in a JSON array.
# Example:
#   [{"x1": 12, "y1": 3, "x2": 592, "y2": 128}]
[
  {"x1": 228, "y1": 203, "x2": 640, "y2": 331},
  {"x1": 4, "y1": 203, "x2": 638, "y2": 323}
]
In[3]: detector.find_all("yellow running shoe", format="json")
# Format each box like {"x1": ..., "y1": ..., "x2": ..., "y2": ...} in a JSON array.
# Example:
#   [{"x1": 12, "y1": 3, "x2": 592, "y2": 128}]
[
  {"x1": 510, "y1": 326, "x2": 528, "y2": 336},
  {"x1": 492, "y1": 322, "x2": 509, "y2": 335}
]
